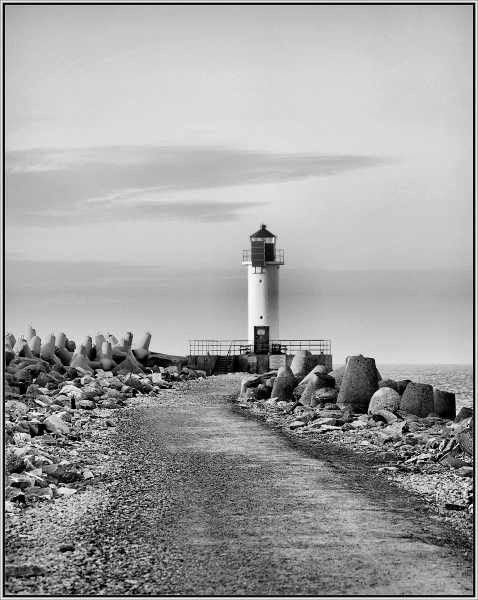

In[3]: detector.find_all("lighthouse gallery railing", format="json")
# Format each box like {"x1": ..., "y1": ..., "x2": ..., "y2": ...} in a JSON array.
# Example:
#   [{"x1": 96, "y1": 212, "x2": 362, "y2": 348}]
[{"x1": 188, "y1": 339, "x2": 331, "y2": 356}]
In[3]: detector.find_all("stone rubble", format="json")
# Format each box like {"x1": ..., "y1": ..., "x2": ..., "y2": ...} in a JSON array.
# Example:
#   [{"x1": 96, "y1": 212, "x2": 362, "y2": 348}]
[
  {"x1": 4, "y1": 327, "x2": 206, "y2": 516},
  {"x1": 237, "y1": 356, "x2": 474, "y2": 537}
]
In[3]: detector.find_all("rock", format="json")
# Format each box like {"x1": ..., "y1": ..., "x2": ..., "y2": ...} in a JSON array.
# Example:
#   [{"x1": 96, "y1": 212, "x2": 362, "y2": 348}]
[
  {"x1": 440, "y1": 454, "x2": 472, "y2": 468},
  {"x1": 5, "y1": 563, "x2": 45, "y2": 578},
  {"x1": 289, "y1": 420, "x2": 307, "y2": 430},
  {"x1": 44, "y1": 414, "x2": 70, "y2": 436},
  {"x1": 312, "y1": 417, "x2": 338, "y2": 427},
  {"x1": 4, "y1": 400, "x2": 30, "y2": 419},
  {"x1": 396, "y1": 379, "x2": 412, "y2": 395},
  {"x1": 14, "y1": 422, "x2": 31, "y2": 435},
  {"x1": 337, "y1": 355, "x2": 379, "y2": 413},
  {"x1": 15, "y1": 368, "x2": 34, "y2": 384},
  {"x1": 373, "y1": 409, "x2": 399, "y2": 423},
  {"x1": 255, "y1": 384, "x2": 271, "y2": 400},
  {"x1": 123, "y1": 375, "x2": 146, "y2": 392},
  {"x1": 368, "y1": 387, "x2": 401, "y2": 415},
  {"x1": 399, "y1": 382, "x2": 434, "y2": 418},
  {"x1": 455, "y1": 423, "x2": 473, "y2": 456},
  {"x1": 382, "y1": 420, "x2": 408, "y2": 438},
  {"x1": 433, "y1": 389, "x2": 456, "y2": 420},
  {"x1": 350, "y1": 420, "x2": 367, "y2": 429},
  {"x1": 5, "y1": 487, "x2": 26, "y2": 503},
  {"x1": 27, "y1": 422, "x2": 39, "y2": 437},
  {"x1": 34, "y1": 372, "x2": 50, "y2": 387},
  {"x1": 245, "y1": 388, "x2": 260, "y2": 401},
  {"x1": 454, "y1": 407, "x2": 473, "y2": 423},
  {"x1": 290, "y1": 350, "x2": 314, "y2": 380},
  {"x1": 378, "y1": 379, "x2": 398, "y2": 393},
  {"x1": 24, "y1": 486, "x2": 53, "y2": 500},
  {"x1": 78, "y1": 399, "x2": 97, "y2": 410},
  {"x1": 323, "y1": 403, "x2": 340, "y2": 410},
  {"x1": 81, "y1": 384, "x2": 102, "y2": 400},
  {"x1": 56, "y1": 463, "x2": 84, "y2": 483},
  {"x1": 271, "y1": 366, "x2": 297, "y2": 402},
  {"x1": 455, "y1": 467, "x2": 473, "y2": 478},
  {"x1": 315, "y1": 388, "x2": 338, "y2": 403},
  {"x1": 60, "y1": 385, "x2": 85, "y2": 401}
]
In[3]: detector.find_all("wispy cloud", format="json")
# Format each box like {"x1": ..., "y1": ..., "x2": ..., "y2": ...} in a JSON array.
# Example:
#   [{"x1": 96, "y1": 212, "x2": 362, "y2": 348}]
[{"x1": 6, "y1": 145, "x2": 398, "y2": 225}]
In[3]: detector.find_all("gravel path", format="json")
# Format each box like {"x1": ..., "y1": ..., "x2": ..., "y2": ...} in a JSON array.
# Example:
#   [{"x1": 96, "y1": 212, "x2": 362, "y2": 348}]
[{"x1": 4, "y1": 375, "x2": 474, "y2": 596}]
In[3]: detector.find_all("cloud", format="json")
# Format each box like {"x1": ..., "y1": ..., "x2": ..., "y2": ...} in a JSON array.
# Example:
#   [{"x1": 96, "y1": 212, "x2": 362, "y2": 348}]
[{"x1": 6, "y1": 145, "x2": 398, "y2": 225}]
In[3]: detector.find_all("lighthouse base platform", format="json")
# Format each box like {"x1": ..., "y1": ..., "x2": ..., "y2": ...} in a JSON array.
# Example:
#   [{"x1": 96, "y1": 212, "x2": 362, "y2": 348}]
[{"x1": 187, "y1": 339, "x2": 332, "y2": 376}]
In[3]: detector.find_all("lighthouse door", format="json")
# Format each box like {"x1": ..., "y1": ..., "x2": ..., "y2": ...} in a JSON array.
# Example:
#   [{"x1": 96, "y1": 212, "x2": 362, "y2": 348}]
[{"x1": 254, "y1": 326, "x2": 270, "y2": 355}]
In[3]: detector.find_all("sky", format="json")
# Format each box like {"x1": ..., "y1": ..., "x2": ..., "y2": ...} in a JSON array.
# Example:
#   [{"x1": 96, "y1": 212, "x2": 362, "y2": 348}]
[{"x1": 4, "y1": 3, "x2": 474, "y2": 364}]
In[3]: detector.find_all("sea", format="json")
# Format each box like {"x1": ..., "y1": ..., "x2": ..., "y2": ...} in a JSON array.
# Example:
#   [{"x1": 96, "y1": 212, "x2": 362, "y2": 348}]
[{"x1": 375, "y1": 364, "x2": 474, "y2": 413}]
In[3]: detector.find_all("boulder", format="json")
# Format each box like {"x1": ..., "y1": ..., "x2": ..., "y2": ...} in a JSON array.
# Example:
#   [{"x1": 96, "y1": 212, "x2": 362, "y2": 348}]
[
  {"x1": 399, "y1": 382, "x2": 434, "y2": 418},
  {"x1": 337, "y1": 355, "x2": 379, "y2": 413},
  {"x1": 43, "y1": 414, "x2": 70, "y2": 436},
  {"x1": 433, "y1": 389, "x2": 456, "y2": 420},
  {"x1": 271, "y1": 366, "x2": 297, "y2": 402},
  {"x1": 290, "y1": 350, "x2": 314, "y2": 380},
  {"x1": 368, "y1": 387, "x2": 401, "y2": 415}
]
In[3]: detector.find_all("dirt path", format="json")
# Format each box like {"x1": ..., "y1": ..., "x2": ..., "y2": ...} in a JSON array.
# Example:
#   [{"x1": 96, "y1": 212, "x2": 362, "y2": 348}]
[
  {"x1": 4, "y1": 376, "x2": 474, "y2": 596},
  {"x1": 136, "y1": 387, "x2": 472, "y2": 596}
]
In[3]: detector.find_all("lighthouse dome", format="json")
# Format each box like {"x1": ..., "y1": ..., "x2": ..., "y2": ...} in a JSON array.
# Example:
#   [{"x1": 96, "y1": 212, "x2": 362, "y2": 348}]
[{"x1": 250, "y1": 223, "x2": 276, "y2": 242}]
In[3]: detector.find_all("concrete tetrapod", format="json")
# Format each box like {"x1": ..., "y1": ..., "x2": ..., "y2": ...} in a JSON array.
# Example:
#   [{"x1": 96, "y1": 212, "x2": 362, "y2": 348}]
[
  {"x1": 100, "y1": 342, "x2": 117, "y2": 371},
  {"x1": 25, "y1": 324, "x2": 36, "y2": 342},
  {"x1": 299, "y1": 374, "x2": 326, "y2": 408},
  {"x1": 13, "y1": 337, "x2": 35, "y2": 359},
  {"x1": 399, "y1": 382, "x2": 434, "y2": 418},
  {"x1": 132, "y1": 332, "x2": 152, "y2": 362},
  {"x1": 329, "y1": 365, "x2": 346, "y2": 391},
  {"x1": 299, "y1": 365, "x2": 332, "y2": 386},
  {"x1": 40, "y1": 334, "x2": 56, "y2": 361},
  {"x1": 271, "y1": 366, "x2": 297, "y2": 402},
  {"x1": 337, "y1": 355, "x2": 379, "y2": 413},
  {"x1": 433, "y1": 389, "x2": 456, "y2": 420},
  {"x1": 290, "y1": 350, "x2": 314, "y2": 380}
]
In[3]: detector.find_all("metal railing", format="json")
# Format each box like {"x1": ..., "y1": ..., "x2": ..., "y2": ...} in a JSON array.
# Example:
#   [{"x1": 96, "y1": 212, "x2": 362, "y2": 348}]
[
  {"x1": 242, "y1": 249, "x2": 284, "y2": 263},
  {"x1": 189, "y1": 339, "x2": 331, "y2": 356}
]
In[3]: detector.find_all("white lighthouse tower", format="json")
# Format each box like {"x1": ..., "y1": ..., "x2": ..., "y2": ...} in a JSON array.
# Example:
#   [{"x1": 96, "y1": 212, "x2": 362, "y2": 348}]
[{"x1": 242, "y1": 224, "x2": 285, "y2": 352}]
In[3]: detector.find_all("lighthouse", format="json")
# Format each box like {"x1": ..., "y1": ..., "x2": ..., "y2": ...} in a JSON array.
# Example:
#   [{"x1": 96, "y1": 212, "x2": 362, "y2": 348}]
[{"x1": 242, "y1": 224, "x2": 285, "y2": 352}]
